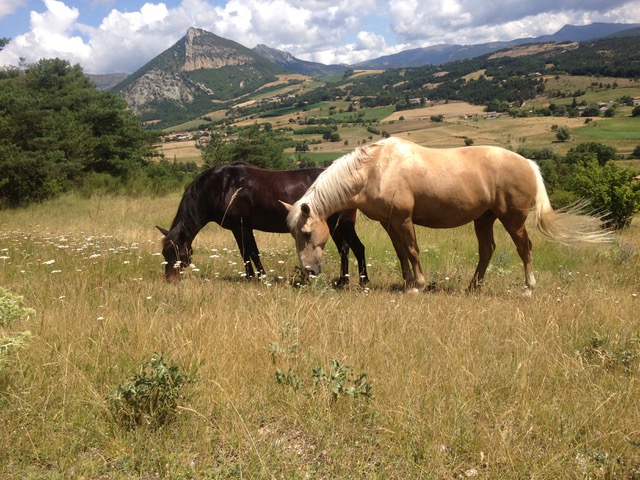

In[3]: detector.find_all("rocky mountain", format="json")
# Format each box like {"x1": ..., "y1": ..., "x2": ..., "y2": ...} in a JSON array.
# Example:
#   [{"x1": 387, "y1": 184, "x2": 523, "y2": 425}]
[
  {"x1": 353, "y1": 22, "x2": 640, "y2": 69},
  {"x1": 252, "y1": 44, "x2": 346, "y2": 76},
  {"x1": 108, "y1": 22, "x2": 640, "y2": 129},
  {"x1": 112, "y1": 27, "x2": 283, "y2": 126}
]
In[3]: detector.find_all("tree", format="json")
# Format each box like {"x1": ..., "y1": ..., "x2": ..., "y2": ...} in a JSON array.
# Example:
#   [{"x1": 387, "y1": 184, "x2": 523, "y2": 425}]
[
  {"x1": 555, "y1": 125, "x2": 571, "y2": 142},
  {"x1": 202, "y1": 124, "x2": 290, "y2": 169},
  {"x1": 566, "y1": 142, "x2": 617, "y2": 167},
  {"x1": 581, "y1": 104, "x2": 601, "y2": 117},
  {"x1": 295, "y1": 142, "x2": 309, "y2": 152},
  {"x1": 0, "y1": 58, "x2": 157, "y2": 207},
  {"x1": 632, "y1": 105, "x2": 640, "y2": 117},
  {"x1": 568, "y1": 160, "x2": 640, "y2": 229}
]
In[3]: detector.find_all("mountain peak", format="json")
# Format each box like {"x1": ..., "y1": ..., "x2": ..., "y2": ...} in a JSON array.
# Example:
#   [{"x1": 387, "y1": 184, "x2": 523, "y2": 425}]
[{"x1": 181, "y1": 27, "x2": 256, "y2": 71}]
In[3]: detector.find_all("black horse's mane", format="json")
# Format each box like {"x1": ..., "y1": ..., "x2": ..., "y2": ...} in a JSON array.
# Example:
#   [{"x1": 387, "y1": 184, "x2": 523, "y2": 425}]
[
  {"x1": 164, "y1": 166, "x2": 217, "y2": 246},
  {"x1": 164, "y1": 163, "x2": 252, "y2": 248}
]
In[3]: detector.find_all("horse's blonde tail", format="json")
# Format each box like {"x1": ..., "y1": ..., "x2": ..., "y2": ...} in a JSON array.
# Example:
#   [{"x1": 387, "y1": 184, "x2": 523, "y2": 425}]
[{"x1": 528, "y1": 160, "x2": 613, "y2": 244}]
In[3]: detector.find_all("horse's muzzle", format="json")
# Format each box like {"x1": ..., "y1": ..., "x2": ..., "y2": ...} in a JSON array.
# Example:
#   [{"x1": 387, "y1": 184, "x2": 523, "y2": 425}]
[{"x1": 304, "y1": 265, "x2": 321, "y2": 277}]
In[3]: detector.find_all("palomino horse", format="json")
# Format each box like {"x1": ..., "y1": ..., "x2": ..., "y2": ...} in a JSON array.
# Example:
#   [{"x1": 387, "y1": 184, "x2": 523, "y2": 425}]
[
  {"x1": 157, "y1": 162, "x2": 369, "y2": 285},
  {"x1": 284, "y1": 137, "x2": 611, "y2": 290}
]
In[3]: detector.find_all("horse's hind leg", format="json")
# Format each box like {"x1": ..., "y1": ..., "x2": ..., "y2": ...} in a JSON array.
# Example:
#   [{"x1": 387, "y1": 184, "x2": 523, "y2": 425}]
[
  {"x1": 470, "y1": 211, "x2": 497, "y2": 291},
  {"x1": 500, "y1": 214, "x2": 536, "y2": 290}
]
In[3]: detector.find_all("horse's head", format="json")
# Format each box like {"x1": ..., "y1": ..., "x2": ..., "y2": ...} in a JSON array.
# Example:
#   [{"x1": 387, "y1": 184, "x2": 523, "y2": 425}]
[
  {"x1": 156, "y1": 226, "x2": 193, "y2": 281},
  {"x1": 282, "y1": 201, "x2": 330, "y2": 278}
]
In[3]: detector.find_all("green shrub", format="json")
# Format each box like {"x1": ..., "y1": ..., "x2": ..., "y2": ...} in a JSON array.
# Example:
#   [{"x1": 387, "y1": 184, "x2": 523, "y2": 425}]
[
  {"x1": 108, "y1": 353, "x2": 187, "y2": 428},
  {"x1": 0, "y1": 288, "x2": 33, "y2": 372},
  {"x1": 0, "y1": 287, "x2": 35, "y2": 327}
]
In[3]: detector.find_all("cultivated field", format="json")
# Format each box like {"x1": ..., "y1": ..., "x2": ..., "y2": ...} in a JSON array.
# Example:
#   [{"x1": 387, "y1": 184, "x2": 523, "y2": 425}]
[{"x1": 1, "y1": 193, "x2": 639, "y2": 478}]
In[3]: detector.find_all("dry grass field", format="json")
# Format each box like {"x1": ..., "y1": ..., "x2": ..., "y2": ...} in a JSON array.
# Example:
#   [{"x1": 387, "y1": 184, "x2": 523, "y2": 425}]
[
  {"x1": 157, "y1": 140, "x2": 204, "y2": 164},
  {"x1": 1, "y1": 192, "x2": 639, "y2": 479}
]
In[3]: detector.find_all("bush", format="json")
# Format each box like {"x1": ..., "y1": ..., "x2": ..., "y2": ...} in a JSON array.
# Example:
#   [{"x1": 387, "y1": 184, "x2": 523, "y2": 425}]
[
  {"x1": 108, "y1": 353, "x2": 187, "y2": 429},
  {"x1": 568, "y1": 160, "x2": 640, "y2": 229},
  {"x1": 555, "y1": 126, "x2": 571, "y2": 142},
  {"x1": 0, "y1": 288, "x2": 33, "y2": 373},
  {"x1": 0, "y1": 287, "x2": 35, "y2": 327}
]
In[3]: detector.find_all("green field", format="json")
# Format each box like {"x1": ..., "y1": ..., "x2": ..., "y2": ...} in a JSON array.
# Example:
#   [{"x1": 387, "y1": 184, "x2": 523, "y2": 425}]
[
  {"x1": 574, "y1": 117, "x2": 640, "y2": 140},
  {"x1": 1, "y1": 194, "x2": 639, "y2": 478}
]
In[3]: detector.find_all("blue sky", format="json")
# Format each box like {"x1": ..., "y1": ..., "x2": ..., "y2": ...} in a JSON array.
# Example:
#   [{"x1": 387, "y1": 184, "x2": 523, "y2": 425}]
[{"x1": 1, "y1": 0, "x2": 639, "y2": 74}]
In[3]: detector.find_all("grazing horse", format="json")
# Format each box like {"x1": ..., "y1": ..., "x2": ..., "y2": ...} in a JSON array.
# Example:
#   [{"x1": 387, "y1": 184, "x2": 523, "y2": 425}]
[
  {"x1": 284, "y1": 137, "x2": 611, "y2": 290},
  {"x1": 157, "y1": 162, "x2": 369, "y2": 285}
]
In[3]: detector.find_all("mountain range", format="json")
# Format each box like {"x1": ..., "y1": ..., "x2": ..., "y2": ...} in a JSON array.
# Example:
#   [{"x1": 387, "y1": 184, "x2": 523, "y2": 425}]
[
  {"x1": 352, "y1": 22, "x2": 640, "y2": 69},
  {"x1": 92, "y1": 22, "x2": 640, "y2": 128}
]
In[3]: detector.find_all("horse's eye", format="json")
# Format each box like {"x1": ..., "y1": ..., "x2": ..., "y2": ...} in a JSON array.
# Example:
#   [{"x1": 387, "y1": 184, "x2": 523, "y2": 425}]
[{"x1": 303, "y1": 231, "x2": 311, "y2": 240}]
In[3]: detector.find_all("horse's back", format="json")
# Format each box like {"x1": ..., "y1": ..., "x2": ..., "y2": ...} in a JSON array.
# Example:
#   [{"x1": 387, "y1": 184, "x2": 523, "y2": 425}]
[
  {"x1": 362, "y1": 139, "x2": 538, "y2": 227},
  {"x1": 196, "y1": 163, "x2": 325, "y2": 232}
]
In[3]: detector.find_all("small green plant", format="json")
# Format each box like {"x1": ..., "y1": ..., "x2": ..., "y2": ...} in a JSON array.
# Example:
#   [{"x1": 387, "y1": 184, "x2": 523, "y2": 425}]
[
  {"x1": 0, "y1": 288, "x2": 34, "y2": 373},
  {"x1": 108, "y1": 353, "x2": 187, "y2": 428},
  {"x1": 275, "y1": 367, "x2": 303, "y2": 391},
  {"x1": 274, "y1": 358, "x2": 373, "y2": 402},
  {"x1": 312, "y1": 358, "x2": 373, "y2": 402},
  {"x1": 0, "y1": 331, "x2": 31, "y2": 370},
  {"x1": 0, "y1": 287, "x2": 35, "y2": 327}
]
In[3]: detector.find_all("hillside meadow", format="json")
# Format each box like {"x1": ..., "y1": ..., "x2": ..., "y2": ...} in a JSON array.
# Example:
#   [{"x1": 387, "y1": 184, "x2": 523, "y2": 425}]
[
  {"x1": 1, "y1": 192, "x2": 640, "y2": 479},
  {"x1": 159, "y1": 74, "x2": 640, "y2": 164}
]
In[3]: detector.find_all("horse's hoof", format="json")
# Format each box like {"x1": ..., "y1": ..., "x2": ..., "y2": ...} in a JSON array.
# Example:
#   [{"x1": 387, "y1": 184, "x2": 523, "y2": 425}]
[{"x1": 407, "y1": 287, "x2": 420, "y2": 294}]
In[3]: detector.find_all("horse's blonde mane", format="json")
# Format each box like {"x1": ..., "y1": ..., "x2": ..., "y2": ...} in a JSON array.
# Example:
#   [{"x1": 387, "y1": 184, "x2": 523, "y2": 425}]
[{"x1": 287, "y1": 143, "x2": 373, "y2": 227}]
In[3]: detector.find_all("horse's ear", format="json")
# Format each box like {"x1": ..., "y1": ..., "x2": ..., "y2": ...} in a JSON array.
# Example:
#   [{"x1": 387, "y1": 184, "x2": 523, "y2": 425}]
[
  {"x1": 300, "y1": 203, "x2": 311, "y2": 216},
  {"x1": 279, "y1": 200, "x2": 292, "y2": 212},
  {"x1": 156, "y1": 225, "x2": 170, "y2": 236}
]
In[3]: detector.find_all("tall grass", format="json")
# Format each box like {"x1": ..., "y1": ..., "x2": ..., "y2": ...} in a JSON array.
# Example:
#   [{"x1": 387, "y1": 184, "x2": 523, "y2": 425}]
[{"x1": 1, "y1": 193, "x2": 639, "y2": 478}]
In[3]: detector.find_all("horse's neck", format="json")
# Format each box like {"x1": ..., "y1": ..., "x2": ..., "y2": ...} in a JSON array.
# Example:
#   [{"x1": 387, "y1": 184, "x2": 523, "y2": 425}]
[
  {"x1": 172, "y1": 203, "x2": 207, "y2": 244},
  {"x1": 311, "y1": 162, "x2": 365, "y2": 218}
]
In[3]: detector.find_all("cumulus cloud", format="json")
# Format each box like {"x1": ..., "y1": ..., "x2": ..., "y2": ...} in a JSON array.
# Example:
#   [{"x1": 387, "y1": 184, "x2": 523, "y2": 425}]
[
  {"x1": 387, "y1": 0, "x2": 640, "y2": 45},
  {"x1": 1, "y1": 0, "x2": 640, "y2": 73},
  {"x1": 0, "y1": 0, "x2": 92, "y2": 67},
  {"x1": 0, "y1": 0, "x2": 27, "y2": 19}
]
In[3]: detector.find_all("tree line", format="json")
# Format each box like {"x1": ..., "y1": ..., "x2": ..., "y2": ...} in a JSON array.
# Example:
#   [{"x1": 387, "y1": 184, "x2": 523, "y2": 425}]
[{"x1": 0, "y1": 59, "x2": 199, "y2": 207}]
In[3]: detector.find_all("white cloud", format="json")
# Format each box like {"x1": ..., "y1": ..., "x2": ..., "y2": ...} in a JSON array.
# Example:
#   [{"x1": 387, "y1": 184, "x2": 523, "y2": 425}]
[
  {"x1": 1, "y1": 0, "x2": 640, "y2": 74},
  {"x1": 0, "y1": 0, "x2": 27, "y2": 19},
  {"x1": 387, "y1": 0, "x2": 640, "y2": 46},
  {"x1": 202, "y1": 0, "x2": 376, "y2": 58},
  {"x1": 0, "y1": 0, "x2": 92, "y2": 67}
]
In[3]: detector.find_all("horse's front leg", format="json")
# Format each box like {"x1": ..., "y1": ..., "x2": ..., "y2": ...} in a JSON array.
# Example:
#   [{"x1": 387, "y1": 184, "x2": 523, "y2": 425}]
[
  {"x1": 231, "y1": 227, "x2": 261, "y2": 278},
  {"x1": 328, "y1": 222, "x2": 351, "y2": 287},
  {"x1": 330, "y1": 218, "x2": 369, "y2": 286},
  {"x1": 342, "y1": 220, "x2": 369, "y2": 285},
  {"x1": 383, "y1": 220, "x2": 425, "y2": 290},
  {"x1": 394, "y1": 218, "x2": 426, "y2": 289}
]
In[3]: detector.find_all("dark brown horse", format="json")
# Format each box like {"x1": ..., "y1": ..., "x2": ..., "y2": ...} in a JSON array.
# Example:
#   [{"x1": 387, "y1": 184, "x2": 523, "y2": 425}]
[{"x1": 157, "y1": 162, "x2": 368, "y2": 285}]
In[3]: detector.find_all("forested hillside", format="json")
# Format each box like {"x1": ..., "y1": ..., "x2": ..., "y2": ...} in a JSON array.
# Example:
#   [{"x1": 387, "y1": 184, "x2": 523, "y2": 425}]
[{"x1": 228, "y1": 35, "x2": 640, "y2": 121}]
